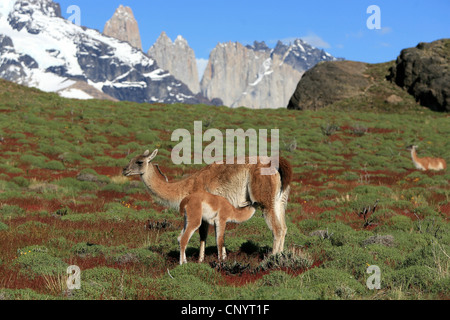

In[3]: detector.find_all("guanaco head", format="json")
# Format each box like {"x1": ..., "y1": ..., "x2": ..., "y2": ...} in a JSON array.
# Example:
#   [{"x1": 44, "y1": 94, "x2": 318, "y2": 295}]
[
  {"x1": 239, "y1": 201, "x2": 262, "y2": 210},
  {"x1": 238, "y1": 201, "x2": 252, "y2": 208},
  {"x1": 406, "y1": 145, "x2": 418, "y2": 151},
  {"x1": 123, "y1": 149, "x2": 158, "y2": 177}
]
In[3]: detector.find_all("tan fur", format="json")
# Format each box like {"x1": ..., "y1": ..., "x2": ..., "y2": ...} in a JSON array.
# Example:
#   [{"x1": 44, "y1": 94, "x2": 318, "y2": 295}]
[
  {"x1": 178, "y1": 192, "x2": 256, "y2": 264},
  {"x1": 123, "y1": 149, "x2": 292, "y2": 254},
  {"x1": 407, "y1": 145, "x2": 447, "y2": 171}
]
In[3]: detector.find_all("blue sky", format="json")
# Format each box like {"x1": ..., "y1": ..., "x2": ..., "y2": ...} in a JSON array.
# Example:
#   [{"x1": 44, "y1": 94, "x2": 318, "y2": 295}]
[{"x1": 57, "y1": 0, "x2": 449, "y2": 66}]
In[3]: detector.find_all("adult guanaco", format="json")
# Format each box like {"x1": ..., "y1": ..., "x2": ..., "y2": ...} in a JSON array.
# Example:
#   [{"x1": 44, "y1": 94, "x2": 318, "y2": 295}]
[
  {"x1": 123, "y1": 149, "x2": 292, "y2": 255},
  {"x1": 407, "y1": 145, "x2": 447, "y2": 171}
]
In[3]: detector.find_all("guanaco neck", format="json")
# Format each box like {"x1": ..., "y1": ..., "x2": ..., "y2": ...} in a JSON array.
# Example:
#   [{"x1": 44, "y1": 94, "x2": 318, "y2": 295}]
[
  {"x1": 231, "y1": 206, "x2": 256, "y2": 223},
  {"x1": 141, "y1": 164, "x2": 184, "y2": 208},
  {"x1": 410, "y1": 148, "x2": 421, "y2": 166}
]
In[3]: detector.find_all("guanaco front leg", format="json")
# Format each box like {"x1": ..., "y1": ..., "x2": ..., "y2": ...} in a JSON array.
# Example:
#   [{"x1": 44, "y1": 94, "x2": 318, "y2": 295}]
[{"x1": 178, "y1": 215, "x2": 202, "y2": 265}]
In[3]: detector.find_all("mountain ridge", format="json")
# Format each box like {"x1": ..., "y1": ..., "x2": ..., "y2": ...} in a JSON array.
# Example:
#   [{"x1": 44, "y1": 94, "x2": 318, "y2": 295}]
[
  {"x1": 0, "y1": 0, "x2": 341, "y2": 108},
  {"x1": 0, "y1": 0, "x2": 211, "y2": 105},
  {"x1": 200, "y1": 39, "x2": 339, "y2": 109}
]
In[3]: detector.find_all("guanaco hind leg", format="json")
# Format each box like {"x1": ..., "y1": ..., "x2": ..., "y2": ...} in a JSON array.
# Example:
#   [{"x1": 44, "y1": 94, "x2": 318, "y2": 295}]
[
  {"x1": 214, "y1": 221, "x2": 227, "y2": 262},
  {"x1": 263, "y1": 192, "x2": 288, "y2": 254},
  {"x1": 198, "y1": 221, "x2": 209, "y2": 263}
]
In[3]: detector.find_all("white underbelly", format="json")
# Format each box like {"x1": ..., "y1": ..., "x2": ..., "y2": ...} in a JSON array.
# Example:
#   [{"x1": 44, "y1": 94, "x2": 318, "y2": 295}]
[{"x1": 201, "y1": 203, "x2": 218, "y2": 225}]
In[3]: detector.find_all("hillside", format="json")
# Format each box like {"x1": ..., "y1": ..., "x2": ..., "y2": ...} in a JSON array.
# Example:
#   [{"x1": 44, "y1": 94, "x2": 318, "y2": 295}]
[
  {"x1": 288, "y1": 39, "x2": 450, "y2": 112},
  {"x1": 0, "y1": 79, "x2": 449, "y2": 300}
]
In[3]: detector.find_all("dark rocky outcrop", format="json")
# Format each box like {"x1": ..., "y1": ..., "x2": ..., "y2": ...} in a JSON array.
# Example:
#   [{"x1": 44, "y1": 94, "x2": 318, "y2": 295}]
[
  {"x1": 287, "y1": 61, "x2": 370, "y2": 110},
  {"x1": 388, "y1": 39, "x2": 450, "y2": 112}
]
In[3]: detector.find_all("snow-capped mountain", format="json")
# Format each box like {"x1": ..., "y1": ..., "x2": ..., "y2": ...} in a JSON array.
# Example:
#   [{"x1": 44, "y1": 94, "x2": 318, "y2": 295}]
[
  {"x1": 200, "y1": 40, "x2": 340, "y2": 109},
  {"x1": 0, "y1": 0, "x2": 208, "y2": 104},
  {"x1": 271, "y1": 39, "x2": 338, "y2": 72}
]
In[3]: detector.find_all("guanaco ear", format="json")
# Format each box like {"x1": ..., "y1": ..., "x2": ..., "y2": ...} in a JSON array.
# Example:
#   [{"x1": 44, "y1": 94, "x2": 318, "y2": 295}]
[
  {"x1": 146, "y1": 149, "x2": 158, "y2": 162},
  {"x1": 238, "y1": 201, "x2": 251, "y2": 208}
]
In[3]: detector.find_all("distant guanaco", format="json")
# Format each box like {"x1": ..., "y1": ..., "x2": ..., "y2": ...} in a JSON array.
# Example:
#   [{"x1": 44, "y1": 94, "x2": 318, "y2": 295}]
[
  {"x1": 178, "y1": 192, "x2": 258, "y2": 265},
  {"x1": 407, "y1": 145, "x2": 447, "y2": 171}
]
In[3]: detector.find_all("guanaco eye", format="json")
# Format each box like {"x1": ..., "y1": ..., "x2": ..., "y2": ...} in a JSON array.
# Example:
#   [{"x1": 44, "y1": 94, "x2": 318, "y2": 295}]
[{"x1": 136, "y1": 161, "x2": 144, "y2": 165}]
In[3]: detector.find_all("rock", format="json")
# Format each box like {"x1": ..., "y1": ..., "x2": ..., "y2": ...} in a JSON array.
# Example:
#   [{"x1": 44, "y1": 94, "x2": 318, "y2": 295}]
[
  {"x1": 76, "y1": 172, "x2": 98, "y2": 183},
  {"x1": 385, "y1": 94, "x2": 403, "y2": 104},
  {"x1": 362, "y1": 235, "x2": 395, "y2": 247},
  {"x1": 200, "y1": 39, "x2": 339, "y2": 109},
  {"x1": 309, "y1": 229, "x2": 333, "y2": 239},
  {"x1": 287, "y1": 61, "x2": 370, "y2": 110},
  {"x1": 148, "y1": 32, "x2": 200, "y2": 94},
  {"x1": 103, "y1": 5, "x2": 142, "y2": 50},
  {"x1": 389, "y1": 39, "x2": 450, "y2": 112}
]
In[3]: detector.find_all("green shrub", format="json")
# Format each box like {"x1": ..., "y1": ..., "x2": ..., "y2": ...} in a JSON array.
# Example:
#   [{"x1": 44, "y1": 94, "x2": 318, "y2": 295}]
[
  {"x1": 11, "y1": 176, "x2": 30, "y2": 188},
  {"x1": 112, "y1": 248, "x2": 164, "y2": 268},
  {"x1": 302, "y1": 267, "x2": 366, "y2": 299},
  {"x1": 16, "y1": 221, "x2": 49, "y2": 234},
  {"x1": 389, "y1": 215, "x2": 413, "y2": 231},
  {"x1": 324, "y1": 245, "x2": 375, "y2": 280},
  {"x1": 318, "y1": 189, "x2": 340, "y2": 198},
  {"x1": 55, "y1": 178, "x2": 98, "y2": 192},
  {"x1": 156, "y1": 263, "x2": 221, "y2": 300},
  {"x1": 42, "y1": 160, "x2": 65, "y2": 170},
  {"x1": 258, "y1": 270, "x2": 293, "y2": 286},
  {"x1": 12, "y1": 249, "x2": 67, "y2": 278},
  {"x1": 0, "y1": 221, "x2": 9, "y2": 231},
  {"x1": 336, "y1": 171, "x2": 360, "y2": 181},
  {"x1": 72, "y1": 267, "x2": 127, "y2": 300},
  {"x1": 258, "y1": 251, "x2": 314, "y2": 271},
  {"x1": 20, "y1": 154, "x2": 48, "y2": 167},
  {"x1": 71, "y1": 242, "x2": 106, "y2": 257},
  {"x1": 0, "y1": 288, "x2": 56, "y2": 300},
  {"x1": 0, "y1": 204, "x2": 25, "y2": 218},
  {"x1": 318, "y1": 200, "x2": 337, "y2": 208},
  {"x1": 136, "y1": 131, "x2": 159, "y2": 144},
  {"x1": 387, "y1": 266, "x2": 438, "y2": 292}
]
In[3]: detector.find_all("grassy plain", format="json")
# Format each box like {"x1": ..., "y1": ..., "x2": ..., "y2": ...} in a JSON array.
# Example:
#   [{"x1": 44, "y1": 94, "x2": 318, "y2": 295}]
[{"x1": 0, "y1": 65, "x2": 449, "y2": 300}]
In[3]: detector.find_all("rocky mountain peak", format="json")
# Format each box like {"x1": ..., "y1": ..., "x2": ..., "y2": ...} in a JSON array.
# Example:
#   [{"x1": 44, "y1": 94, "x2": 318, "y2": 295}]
[
  {"x1": 201, "y1": 38, "x2": 339, "y2": 109},
  {"x1": 148, "y1": 32, "x2": 200, "y2": 94},
  {"x1": 246, "y1": 41, "x2": 271, "y2": 52},
  {"x1": 174, "y1": 35, "x2": 189, "y2": 47},
  {"x1": 103, "y1": 4, "x2": 142, "y2": 50},
  {"x1": 4, "y1": 0, "x2": 62, "y2": 34},
  {"x1": 154, "y1": 31, "x2": 172, "y2": 46},
  {"x1": 10, "y1": 0, "x2": 61, "y2": 18}
]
